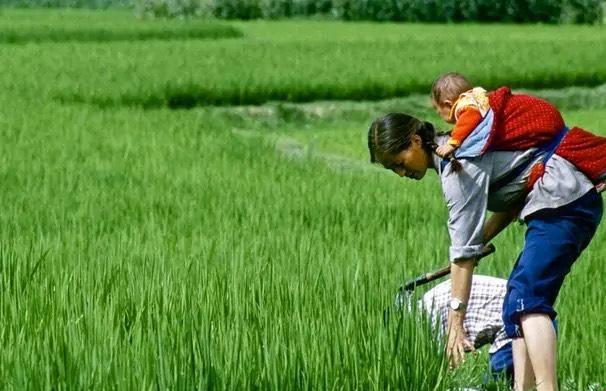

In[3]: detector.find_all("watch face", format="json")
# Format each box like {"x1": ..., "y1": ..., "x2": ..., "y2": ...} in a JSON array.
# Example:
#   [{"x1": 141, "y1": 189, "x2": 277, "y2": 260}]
[{"x1": 449, "y1": 298, "x2": 462, "y2": 310}]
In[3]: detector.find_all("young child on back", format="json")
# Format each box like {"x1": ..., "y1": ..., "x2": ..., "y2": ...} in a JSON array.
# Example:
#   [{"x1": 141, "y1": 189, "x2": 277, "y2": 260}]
[
  {"x1": 431, "y1": 73, "x2": 491, "y2": 159},
  {"x1": 429, "y1": 72, "x2": 606, "y2": 190}
]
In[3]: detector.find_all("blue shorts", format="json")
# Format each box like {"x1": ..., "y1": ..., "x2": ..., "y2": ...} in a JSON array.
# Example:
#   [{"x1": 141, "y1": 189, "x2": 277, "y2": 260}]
[
  {"x1": 503, "y1": 189, "x2": 603, "y2": 338},
  {"x1": 489, "y1": 342, "x2": 513, "y2": 383}
]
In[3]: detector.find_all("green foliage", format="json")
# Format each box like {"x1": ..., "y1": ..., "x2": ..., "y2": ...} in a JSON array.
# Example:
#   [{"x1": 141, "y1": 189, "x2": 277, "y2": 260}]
[
  {"x1": 2, "y1": 0, "x2": 603, "y2": 23},
  {"x1": 563, "y1": 0, "x2": 605, "y2": 23},
  {"x1": 212, "y1": 0, "x2": 263, "y2": 19},
  {"x1": 291, "y1": 0, "x2": 333, "y2": 15},
  {"x1": 133, "y1": 0, "x2": 210, "y2": 18},
  {"x1": 130, "y1": 0, "x2": 604, "y2": 23},
  {"x1": 0, "y1": 0, "x2": 132, "y2": 8}
]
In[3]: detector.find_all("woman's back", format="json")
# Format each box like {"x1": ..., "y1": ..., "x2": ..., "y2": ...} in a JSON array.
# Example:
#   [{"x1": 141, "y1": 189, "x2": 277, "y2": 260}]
[{"x1": 433, "y1": 135, "x2": 594, "y2": 262}]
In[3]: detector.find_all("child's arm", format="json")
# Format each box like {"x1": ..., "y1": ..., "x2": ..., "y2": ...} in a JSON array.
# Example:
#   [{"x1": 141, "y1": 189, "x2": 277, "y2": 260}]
[
  {"x1": 436, "y1": 144, "x2": 457, "y2": 158},
  {"x1": 435, "y1": 108, "x2": 483, "y2": 159},
  {"x1": 448, "y1": 107, "x2": 484, "y2": 148}
]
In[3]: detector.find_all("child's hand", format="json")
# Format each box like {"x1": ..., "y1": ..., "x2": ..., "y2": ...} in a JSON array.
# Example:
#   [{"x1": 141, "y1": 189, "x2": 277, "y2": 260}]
[{"x1": 436, "y1": 144, "x2": 456, "y2": 159}]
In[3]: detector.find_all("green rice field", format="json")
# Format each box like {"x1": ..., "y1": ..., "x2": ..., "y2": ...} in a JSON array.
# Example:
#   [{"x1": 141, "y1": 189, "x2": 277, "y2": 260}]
[{"x1": 0, "y1": 8, "x2": 604, "y2": 390}]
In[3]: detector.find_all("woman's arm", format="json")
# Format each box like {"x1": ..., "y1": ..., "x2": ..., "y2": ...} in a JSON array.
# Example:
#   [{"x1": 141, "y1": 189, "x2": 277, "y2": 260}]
[
  {"x1": 440, "y1": 160, "x2": 517, "y2": 367},
  {"x1": 446, "y1": 211, "x2": 518, "y2": 367},
  {"x1": 483, "y1": 208, "x2": 520, "y2": 243},
  {"x1": 447, "y1": 258, "x2": 476, "y2": 367}
]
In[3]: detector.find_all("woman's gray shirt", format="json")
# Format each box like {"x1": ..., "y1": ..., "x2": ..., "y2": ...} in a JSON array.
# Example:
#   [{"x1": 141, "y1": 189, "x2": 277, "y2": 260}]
[{"x1": 432, "y1": 135, "x2": 594, "y2": 262}]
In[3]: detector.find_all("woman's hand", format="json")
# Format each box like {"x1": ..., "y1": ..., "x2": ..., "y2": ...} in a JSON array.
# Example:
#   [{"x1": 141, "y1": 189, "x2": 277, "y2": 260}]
[
  {"x1": 446, "y1": 312, "x2": 475, "y2": 368},
  {"x1": 447, "y1": 259, "x2": 476, "y2": 368}
]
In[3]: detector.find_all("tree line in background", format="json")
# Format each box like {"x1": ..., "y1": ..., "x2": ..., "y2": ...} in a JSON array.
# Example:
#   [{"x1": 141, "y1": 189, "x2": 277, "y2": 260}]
[
  {"x1": 1, "y1": 0, "x2": 604, "y2": 23},
  {"x1": 0, "y1": 0, "x2": 131, "y2": 7}
]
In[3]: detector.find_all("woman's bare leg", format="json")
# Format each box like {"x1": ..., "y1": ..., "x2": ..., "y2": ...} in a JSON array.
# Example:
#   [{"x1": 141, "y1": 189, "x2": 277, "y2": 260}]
[
  {"x1": 512, "y1": 338, "x2": 535, "y2": 391},
  {"x1": 520, "y1": 313, "x2": 559, "y2": 391}
]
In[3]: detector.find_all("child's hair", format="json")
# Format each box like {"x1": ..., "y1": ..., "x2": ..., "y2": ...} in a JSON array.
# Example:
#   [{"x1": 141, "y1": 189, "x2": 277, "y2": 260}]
[
  {"x1": 431, "y1": 72, "x2": 472, "y2": 104},
  {"x1": 367, "y1": 113, "x2": 438, "y2": 164}
]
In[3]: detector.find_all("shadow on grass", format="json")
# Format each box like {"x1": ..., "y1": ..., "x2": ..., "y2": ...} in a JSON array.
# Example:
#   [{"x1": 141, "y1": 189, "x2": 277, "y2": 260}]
[
  {"x1": 0, "y1": 24, "x2": 243, "y2": 44},
  {"x1": 56, "y1": 80, "x2": 606, "y2": 112}
]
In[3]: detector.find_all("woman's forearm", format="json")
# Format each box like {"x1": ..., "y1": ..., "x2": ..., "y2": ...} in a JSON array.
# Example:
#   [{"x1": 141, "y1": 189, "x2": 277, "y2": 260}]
[
  {"x1": 450, "y1": 210, "x2": 517, "y2": 308},
  {"x1": 447, "y1": 258, "x2": 476, "y2": 360},
  {"x1": 447, "y1": 210, "x2": 516, "y2": 329},
  {"x1": 450, "y1": 259, "x2": 475, "y2": 306}
]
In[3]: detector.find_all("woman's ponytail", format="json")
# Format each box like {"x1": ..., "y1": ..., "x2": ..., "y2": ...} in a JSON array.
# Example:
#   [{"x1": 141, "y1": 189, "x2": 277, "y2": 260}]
[
  {"x1": 367, "y1": 114, "x2": 462, "y2": 172},
  {"x1": 421, "y1": 122, "x2": 463, "y2": 173}
]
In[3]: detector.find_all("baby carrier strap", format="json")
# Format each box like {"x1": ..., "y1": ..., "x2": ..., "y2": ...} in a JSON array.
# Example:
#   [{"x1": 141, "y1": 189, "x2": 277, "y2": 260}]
[{"x1": 489, "y1": 126, "x2": 568, "y2": 193}]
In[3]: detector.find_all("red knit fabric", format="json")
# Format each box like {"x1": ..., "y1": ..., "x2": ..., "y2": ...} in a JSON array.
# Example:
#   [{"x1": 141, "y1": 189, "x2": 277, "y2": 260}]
[
  {"x1": 486, "y1": 87, "x2": 565, "y2": 151},
  {"x1": 485, "y1": 87, "x2": 606, "y2": 183},
  {"x1": 557, "y1": 127, "x2": 606, "y2": 183}
]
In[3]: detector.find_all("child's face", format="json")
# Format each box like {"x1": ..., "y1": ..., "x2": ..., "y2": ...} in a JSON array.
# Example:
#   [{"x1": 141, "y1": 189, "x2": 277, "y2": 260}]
[
  {"x1": 432, "y1": 99, "x2": 454, "y2": 124},
  {"x1": 380, "y1": 134, "x2": 430, "y2": 180}
]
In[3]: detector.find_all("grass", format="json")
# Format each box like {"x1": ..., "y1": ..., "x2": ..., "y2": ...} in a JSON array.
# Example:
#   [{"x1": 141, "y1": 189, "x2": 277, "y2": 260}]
[
  {"x1": 1, "y1": 93, "x2": 602, "y2": 388},
  {"x1": 0, "y1": 8, "x2": 242, "y2": 43},
  {"x1": 0, "y1": 97, "x2": 457, "y2": 388},
  {"x1": 2, "y1": 11, "x2": 606, "y2": 106},
  {"x1": 0, "y1": 8, "x2": 605, "y2": 389},
  {"x1": 235, "y1": 88, "x2": 606, "y2": 162}
]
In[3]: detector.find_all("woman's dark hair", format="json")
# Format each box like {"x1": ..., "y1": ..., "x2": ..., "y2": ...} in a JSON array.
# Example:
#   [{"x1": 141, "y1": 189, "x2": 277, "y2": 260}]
[
  {"x1": 367, "y1": 113, "x2": 437, "y2": 164},
  {"x1": 367, "y1": 113, "x2": 461, "y2": 171}
]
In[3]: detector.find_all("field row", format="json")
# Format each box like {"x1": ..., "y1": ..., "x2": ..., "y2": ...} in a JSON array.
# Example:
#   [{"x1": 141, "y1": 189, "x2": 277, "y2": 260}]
[
  {"x1": 6, "y1": 38, "x2": 606, "y2": 108},
  {"x1": 0, "y1": 9, "x2": 241, "y2": 43},
  {"x1": 3, "y1": 14, "x2": 606, "y2": 106}
]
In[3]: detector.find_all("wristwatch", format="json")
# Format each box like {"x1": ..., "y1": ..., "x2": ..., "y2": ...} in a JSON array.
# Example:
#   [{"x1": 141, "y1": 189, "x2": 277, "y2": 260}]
[{"x1": 449, "y1": 298, "x2": 467, "y2": 312}]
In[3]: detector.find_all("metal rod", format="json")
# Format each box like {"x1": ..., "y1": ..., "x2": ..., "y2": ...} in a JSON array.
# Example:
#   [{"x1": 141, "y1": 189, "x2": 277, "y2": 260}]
[{"x1": 401, "y1": 243, "x2": 496, "y2": 292}]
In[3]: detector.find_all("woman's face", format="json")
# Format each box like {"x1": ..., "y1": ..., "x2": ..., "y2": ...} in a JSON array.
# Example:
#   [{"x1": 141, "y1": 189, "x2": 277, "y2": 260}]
[{"x1": 380, "y1": 134, "x2": 431, "y2": 180}]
